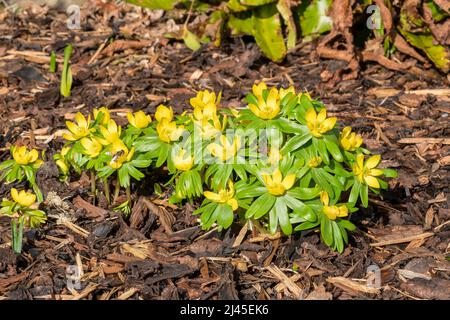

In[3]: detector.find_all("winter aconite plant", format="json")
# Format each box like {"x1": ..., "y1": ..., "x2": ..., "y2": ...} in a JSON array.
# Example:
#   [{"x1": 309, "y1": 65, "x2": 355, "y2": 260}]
[
  {"x1": 0, "y1": 189, "x2": 46, "y2": 254},
  {"x1": 0, "y1": 145, "x2": 44, "y2": 202},
  {"x1": 1, "y1": 81, "x2": 396, "y2": 253}
]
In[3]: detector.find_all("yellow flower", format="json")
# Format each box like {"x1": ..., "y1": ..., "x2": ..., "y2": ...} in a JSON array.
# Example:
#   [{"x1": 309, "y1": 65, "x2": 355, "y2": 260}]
[
  {"x1": 279, "y1": 86, "x2": 295, "y2": 99},
  {"x1": 308, "y1": 156, "x2": 322, "y2": 168},
  {"x1": 98, "y1": 119, "x2": 121, "y2": 146},
  {"x1": 173, "y1": 148, "x2": 194, "y2": 171},
  {"x1": 157, "y1": 118, "x2": 185, "y2": 143},
  {"x1": 352, "y1": 154, "x2": 384, "y2": 188},
  {"x1": 55, "y1": 147, "x2": 70, "y2": 174},
  {"x1": 127, "y1": 110, "x2": 152, "y2": 129},
  {"x1": 12, "y1": 146, "x2": 40, "y2": 166},
  {"x1": 207, "y1": 135, "x2": 241, "y2": 161},
  {"x1": 262, "y1": 168, "x2": 296, "y2": 196},
  {"x1": 320, "y1": 191, "x2": 348, "y2": 220},
  {"x1": 190, "y1": 90, "x2": 217, "y2": 110},
  {"x1": 62, "y1": 112, "x2": 92, "y2": 141},
  {"x1": 109, "y1": 144, "x2": 135, "y2": 169},
  {"x1": 81, "y1": 137, "x2": 102, "y2": 158},
  {"x1": 305, "y1": 108, "x2": 337, "y2": 138},
  {"x1": 55, "y1": 159, "x2": 69, "y2": 174},
  {"x1": 155, "y1": 104, "x2": 174, "y2": 122},
  {"x1": 204, "y1": 180, "x2": 238, "y2": 211},
  {"x1": 252, "y1": 82, "x2": 267, "y2": 98},
  {"x1": 11, "y1": 188, "x2": 36, "y2": 207},
  {"x1": 268, "y1": 147, "x2": 282, "y2": 165},
  {"x1": 248, "y1": 87, "x2": 281, "y2": 120},
  {"x1": 340, "y1": 126, "x2": 363, "y2": 151},
  {"x1": 191, "y1": 103, "x2": 225, "y2": 139},
  {"x1": 93, "y1": 107, "x2": 110, "y2": 125}
]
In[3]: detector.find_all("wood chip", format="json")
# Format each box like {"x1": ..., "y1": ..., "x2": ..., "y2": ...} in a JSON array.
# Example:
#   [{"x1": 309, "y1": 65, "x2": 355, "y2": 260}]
[
  {"x1": 370, "y1": 232, "x2": 434, "y2": 247},
  {"x1": 397, "y1": 138, "x2": 450, "y2": 145},
  {"x1": 116, "y1": 288, "x2": 139, "y2": 300},
  {"x1": 266, "y1": 264, "x2": 303, "y2": 299},
  {"x1": 327, "y1": 276, "x2": 380, "y2": 294}
]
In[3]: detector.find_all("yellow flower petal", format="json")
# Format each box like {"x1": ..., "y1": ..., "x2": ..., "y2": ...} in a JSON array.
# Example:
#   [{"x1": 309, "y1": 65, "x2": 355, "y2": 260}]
[
  {"x1": 364, "y1": 176, "x2": 380, "y2": 189},
  {"x1": 281, "y1": 174, "x2": 296, "y2": 190},
  {"x1": 227, "y1": 198, "x2": 238, "y2": 211},
  {"x1": 305, "y1": 108, "x2": 317, "y2": 125},
  {"x1": 369, "y1": 169, "x2": 384, "y2": 177},
  {"x1": 317, "y1": 108, "x2": 327, "y2": 123},
  {"x1": 204, "y1": 191, "x2": 222, "y2": 202},
  {"x1": 365, "y1": 155, "x2": 381, "y2": 169},
  {"x1": 155, "y1": 105, "x2": 173, "y2": 122},
  {"x1": 11, "y1": 188, "x2": 19, "y2": 203},
  {"x1": 320, "y1": 191, "x2": 329, "y2": 206}
]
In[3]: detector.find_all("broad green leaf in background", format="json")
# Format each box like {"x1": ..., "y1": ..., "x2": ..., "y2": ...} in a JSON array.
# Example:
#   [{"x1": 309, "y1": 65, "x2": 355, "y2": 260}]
[
  {"x1": 297, "y1": 0, "x2": 332, "y2": 37},
  {"x1": 228, "y1": 0, "x2": 249, "y2": 12},
  {"x1": 240, "y1": 0, "x2": 277, "y2": 7},
  {"x1": 125, "y1": 0, "x2": 177, "y2": 10},
  {"x1": 252, "y1": 4, "x2": 287, "y2": 62},
  {"x1": 228, "y1": 11, "x2": 254, "y2": 35},
  {"x1": 399, "y1": 1, "x2": 450, "y2": 73},
  {"x1": 276, "y1": 0, "x2": 297, "y2": 50},
  {"x1": 399, "y1": 30, "x2": 449, "y2": 73},
  {"x1": 425, "y1": 0, "x2": 449, "y2": 22}
]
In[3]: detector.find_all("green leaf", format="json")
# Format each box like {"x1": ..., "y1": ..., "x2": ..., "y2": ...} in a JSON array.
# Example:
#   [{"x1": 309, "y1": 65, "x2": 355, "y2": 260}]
[
  {"x1": 240, "y1": 0, "x2": 276, "y2": 6},
  {"x1": 332, "y1": 221, "x2": 344, "y2": 253},
  {"x1": 324, "y1": 134, "x2": 343, "y2": 162},
  {"x1": 183, "y1": 27, "x2": 202, "y2": 51},
  {"x1": 118, "y1": 167, "x2": 130, "y2": 188},
  {"x1": 294, "y1": 220, "x2": 320, "y2": 231},
  {"x1": 156, "y1": 143, "x2": 169, "y2": 167},
  {"x1": 399, "y1": 3, "x2": 450, "y2": 72},
  {"x1": 245, "y1": 193, "x2": 276, "y2": 219},
  {"x1": 382, "y1": 168, "x2": 398, "y2": 178},
  {"x1": 252, "y1": 4, "x2": 287, "y2": 62},
  {"x1": 217, "y1": 204, "x2": 234, "y2": 229},
  {"x1": 284, "y1": 194, "x2": 316, "y2": 222},
  {"x1": 275, "y1": 197, "x2": 291, "y2": 235},
  {"x1": 125, "y1": 0, "x2": 177, "y2": 10},
  {"x1": 320, "y1": 214, "x2": 333, "y2": 246},
  {"x1": 297, "y1": 0, "x2": 332, "y2": 37},
  {"x1": 228, "y1": 0, "x2": 250, "y2": 13},
  {"x1": 348, "y1": 180, "x2": 360, "y2": 204},
  {"x1": 276, "y1": 0, "x2": 296, "y2": 50},
  {"x1": 360, "y1": 183, "x2": 369, "y2": 207},
  {"x1": 126, "y1": 164, "x2": 145, "y2": 181},
  {"x1": 60, "y1": 44, "x2": 73, "y2": 98},
  {"x1": 228, "y1": 11, "x2": 254, "y2": 35},
  {"x1": 49, "y1": 51, "x2": 56, "y2": 73},
  {"x1": 0, "y1": 159, "x2": 15, "y2": 171},
  {"x1": 288, "y1": 187, "x2": 320, "y2": 200},
  {"x1": 338, "y1": 219, "x2": 356, "y2": 231},
  {"x1": 282, "y1": 132, "x2": 311, "y2": 153}
]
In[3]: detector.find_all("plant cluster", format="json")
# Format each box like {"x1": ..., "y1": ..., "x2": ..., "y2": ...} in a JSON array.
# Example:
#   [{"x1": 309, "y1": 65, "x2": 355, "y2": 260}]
[
  {"x1": 46, "y1": 81, "x2": 396, "y2": 252},
  {"x1": 0, "y1": 189, "x2": 46, "y2": 253},
  {"x1": 125, "y1": 0, "x2": 449, "y2": 72}
]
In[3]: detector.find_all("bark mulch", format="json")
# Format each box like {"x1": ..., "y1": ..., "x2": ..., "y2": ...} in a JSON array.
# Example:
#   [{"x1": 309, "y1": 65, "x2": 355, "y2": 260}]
[{"x1": 0, "y1": 3, "x2": 449, "y2": 300}]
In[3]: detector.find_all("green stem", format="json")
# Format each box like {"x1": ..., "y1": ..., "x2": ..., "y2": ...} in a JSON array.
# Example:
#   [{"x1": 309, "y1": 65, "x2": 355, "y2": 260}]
[
  {"x1": 126, "y1": 186, "x2": 131, "y2": 208},
  {"x1": 11, "y1": 219, "x2": 24, "y2": 255},
  {"x1": 103, "y1": 179, "x2": 110, "y2": 205}
]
